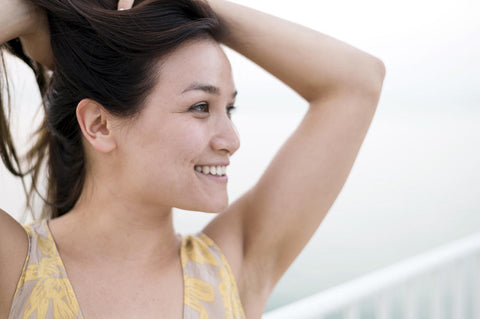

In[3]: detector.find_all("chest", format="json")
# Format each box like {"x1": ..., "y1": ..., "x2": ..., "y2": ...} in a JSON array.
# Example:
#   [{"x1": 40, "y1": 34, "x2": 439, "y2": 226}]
[
  {"x1": 9, "y1": 225, "x2": 247, "y2": 319},
  {"x1": 65, "y1": 260, "x2": 184, "y2": 319}
]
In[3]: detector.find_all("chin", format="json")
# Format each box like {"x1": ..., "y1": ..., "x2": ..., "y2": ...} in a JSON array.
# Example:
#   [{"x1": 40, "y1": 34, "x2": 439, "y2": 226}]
[
  {"x1": 174, "y1": 196, "x2": 229, "y2": 214},
  {"x1": 207, "y1": 204, "x2": 229, "y2": 214},
  {"x1": 201, "y1": 201, "x2": 229, "y2": 214},
  {"x1": 179, "y1": 197, "x2": 229, "y2": 214}
]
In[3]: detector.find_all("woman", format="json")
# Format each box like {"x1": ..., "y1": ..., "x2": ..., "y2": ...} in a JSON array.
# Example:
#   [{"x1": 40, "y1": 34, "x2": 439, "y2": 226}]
[{"x1": 0, "y1": 0, "x2": 385, "y2": 318}]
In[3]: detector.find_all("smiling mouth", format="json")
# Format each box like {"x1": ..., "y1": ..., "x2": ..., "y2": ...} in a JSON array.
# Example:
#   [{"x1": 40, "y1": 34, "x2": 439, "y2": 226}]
[{"x1": 194, "y1": 165, "x2": 227, "y2": 177}]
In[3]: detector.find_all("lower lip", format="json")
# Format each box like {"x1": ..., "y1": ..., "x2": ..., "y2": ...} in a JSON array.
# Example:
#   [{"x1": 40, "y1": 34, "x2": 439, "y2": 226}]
[{"x1": 195, "y1": 170, "x2": 228, "y2": 184}]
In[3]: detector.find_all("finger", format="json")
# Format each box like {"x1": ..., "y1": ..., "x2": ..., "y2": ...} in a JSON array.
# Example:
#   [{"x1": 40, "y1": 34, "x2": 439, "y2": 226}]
[{"x1": 117, "y1": 0, "x2": 135, "y2": 10}]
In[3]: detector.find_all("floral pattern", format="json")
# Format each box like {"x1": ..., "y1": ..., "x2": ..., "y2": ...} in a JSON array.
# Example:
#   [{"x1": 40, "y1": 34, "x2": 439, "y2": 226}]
[
  {"x1": 218, "y1": 254, "x2": 245, "y2": 319},
  {"x1": 181, "y1": 234, "x2": 219, "y2": 268},
  {"x1": 183, "y1": 274, "x2": 215, "y2": 319},
  {"x1": 9, "y1": 220, "x2": 245, "y2": 319},
  {"x1": 9, "y1": 222, "x2": 82, "y2": 319}
]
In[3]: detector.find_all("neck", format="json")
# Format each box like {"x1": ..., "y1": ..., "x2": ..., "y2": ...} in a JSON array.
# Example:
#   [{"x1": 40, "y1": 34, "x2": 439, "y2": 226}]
[{"x1": 49, "y1": 176, "x2": 180, "y2": 267}]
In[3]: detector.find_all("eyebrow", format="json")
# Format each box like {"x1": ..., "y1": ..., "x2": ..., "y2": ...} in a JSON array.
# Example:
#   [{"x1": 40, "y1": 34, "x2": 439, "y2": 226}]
[{"x1": 181, "y1": 82, "x2": 238, "y2": 99}]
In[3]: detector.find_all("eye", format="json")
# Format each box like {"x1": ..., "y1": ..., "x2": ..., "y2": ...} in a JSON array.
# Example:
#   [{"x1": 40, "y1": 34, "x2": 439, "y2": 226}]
[{"x1": 189, "y1": 102, "x2": 209, "y2": 113}]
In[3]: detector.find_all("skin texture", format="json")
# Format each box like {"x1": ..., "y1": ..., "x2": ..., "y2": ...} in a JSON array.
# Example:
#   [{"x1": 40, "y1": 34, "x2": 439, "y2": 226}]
[
  {"x1": 76, "y1": 38, "x2": 239, "y2": 217},
  {"x1": 0, "y1": 0, "x2": 386, "y2": 318},
  {"x1": 0, "y1": 0, "x2": 53, "y2": 67}
]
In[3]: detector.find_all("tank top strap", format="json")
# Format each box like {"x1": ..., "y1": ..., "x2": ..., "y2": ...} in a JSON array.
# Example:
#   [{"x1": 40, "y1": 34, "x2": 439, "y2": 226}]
[
  {"x1": 8, "y1": 219, "x2": 245, "y2": 319},
  {"x1": 8, "y1": 219, "x2": 84, "y2": 319},
  {"x1": 181, "y1": 232, "x2": 245, "y2": 319}
]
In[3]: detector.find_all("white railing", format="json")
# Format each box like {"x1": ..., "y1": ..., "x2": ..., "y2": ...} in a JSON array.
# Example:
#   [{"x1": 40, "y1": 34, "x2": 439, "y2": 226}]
[{"x1": 263, "y1": 232, "x2": 480, "y2": 319}]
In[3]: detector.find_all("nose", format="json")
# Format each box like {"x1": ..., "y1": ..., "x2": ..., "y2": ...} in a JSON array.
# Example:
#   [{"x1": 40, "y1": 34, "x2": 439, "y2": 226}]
[{"x1": 210, "y1": 115, "x2": 240, "y2": 155}]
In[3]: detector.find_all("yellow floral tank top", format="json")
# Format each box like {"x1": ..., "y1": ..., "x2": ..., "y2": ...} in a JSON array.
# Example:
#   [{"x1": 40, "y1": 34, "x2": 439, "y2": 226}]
[{"x1": 8, "y1": 219, "x2": 246, "y2": 319}]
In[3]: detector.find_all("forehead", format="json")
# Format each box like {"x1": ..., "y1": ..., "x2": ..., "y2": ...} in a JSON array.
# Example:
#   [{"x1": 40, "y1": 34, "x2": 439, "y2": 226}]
[{"x1": 154, "y1": 38, "x2": 235, "y2": 95}]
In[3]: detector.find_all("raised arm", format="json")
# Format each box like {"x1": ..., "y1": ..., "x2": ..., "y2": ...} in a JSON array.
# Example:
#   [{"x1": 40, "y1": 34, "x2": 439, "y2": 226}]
[
  {"x1": 0, "y1": 0, "x2": 50, "y2": 316},
  {"x1": 201, "y1": 0, "x2": 385, "y2": 315},
  {"x1": 0, "y1": 0, "x2": 31, "y2": 307},
  {"x1": 0, "y1": 0, "x2": 33, "y2": 44},
  {"x1": 0, "y1": 0, "x2": 52, "y2": 67},
  {"x1": 208, "y1": 0, "x2": 384, "y2": 101}
]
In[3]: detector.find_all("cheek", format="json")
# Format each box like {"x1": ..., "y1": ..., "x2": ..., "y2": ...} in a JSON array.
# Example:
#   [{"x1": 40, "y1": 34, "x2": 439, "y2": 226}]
[
  {"x1": 140, "y1": 120, "x2": 209, "y2": 176},
  {"x1": 146, "y1": 123, "x2": 212, "y2": 206},
  {"x1": 121, "y1": 116, "x2": 211, "y2": 192},
  {"x1": 171, "y1": 122, "x2": 209, "y2": 166}
]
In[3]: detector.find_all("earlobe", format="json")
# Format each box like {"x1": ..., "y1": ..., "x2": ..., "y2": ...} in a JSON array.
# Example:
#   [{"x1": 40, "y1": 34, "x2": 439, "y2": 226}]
[{"x1": 76, "y1": 99, "x2": 117, "y2": 153}]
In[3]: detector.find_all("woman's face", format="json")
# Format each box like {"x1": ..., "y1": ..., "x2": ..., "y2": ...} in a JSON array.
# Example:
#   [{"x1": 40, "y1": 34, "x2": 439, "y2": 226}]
[{"x1": 115, "y1": 39, "x2": 240, "y2": 213}]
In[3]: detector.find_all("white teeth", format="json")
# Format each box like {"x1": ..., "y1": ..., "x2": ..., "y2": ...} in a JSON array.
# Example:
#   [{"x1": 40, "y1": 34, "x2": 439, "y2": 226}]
[
  {"x1": 195, "y1": 165, "x2": 227, "y2": 176},
  {"x1": 202, "y1": 166, "x2": 210, "y2": 174}
]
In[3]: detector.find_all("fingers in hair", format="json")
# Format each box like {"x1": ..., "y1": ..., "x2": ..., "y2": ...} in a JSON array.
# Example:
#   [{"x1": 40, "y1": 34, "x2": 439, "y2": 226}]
[{"x1": 117, "y1": 0, "x2": 135, "y2": 10}]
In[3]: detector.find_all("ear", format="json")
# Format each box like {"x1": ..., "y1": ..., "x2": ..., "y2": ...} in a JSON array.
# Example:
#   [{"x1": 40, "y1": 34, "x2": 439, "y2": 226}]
[{"x1": 76, "y1": 99, "x2": 117, "y2": 153}]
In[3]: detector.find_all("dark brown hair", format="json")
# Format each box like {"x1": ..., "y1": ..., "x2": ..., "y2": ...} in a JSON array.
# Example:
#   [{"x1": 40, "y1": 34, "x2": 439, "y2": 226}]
[{"x1": 0, "y1": 0, "x2": 223, "y2": 219}]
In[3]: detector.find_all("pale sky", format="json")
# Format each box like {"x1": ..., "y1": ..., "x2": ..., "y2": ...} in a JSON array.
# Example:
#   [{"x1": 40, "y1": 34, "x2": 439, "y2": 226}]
[{"x1": 226, "y1": 0, "x2": 480, "y2": 111}]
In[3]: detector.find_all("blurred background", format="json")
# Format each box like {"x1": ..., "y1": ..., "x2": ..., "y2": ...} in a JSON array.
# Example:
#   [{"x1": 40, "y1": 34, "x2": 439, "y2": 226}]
[{"x1": 1, "y1": 0, "x2": 479, "y2": 315}]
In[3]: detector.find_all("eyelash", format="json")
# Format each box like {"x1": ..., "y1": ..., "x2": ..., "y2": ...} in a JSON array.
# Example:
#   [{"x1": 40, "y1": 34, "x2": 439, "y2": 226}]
[{"x1": 189, "y1": 102, "x2": 237, "y2": 118}]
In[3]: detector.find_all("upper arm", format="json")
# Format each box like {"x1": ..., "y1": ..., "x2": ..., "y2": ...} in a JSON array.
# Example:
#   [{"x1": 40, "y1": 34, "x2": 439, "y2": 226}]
[
  {"x1": 204, "y1": 82, "x2": 384, "y2": 293},
  {"x1": 0, "y1": 209, "x2": 28, "y2": 317},
  {"x1": 240, "y1": 90, "x2": 382, "y2": 280}
]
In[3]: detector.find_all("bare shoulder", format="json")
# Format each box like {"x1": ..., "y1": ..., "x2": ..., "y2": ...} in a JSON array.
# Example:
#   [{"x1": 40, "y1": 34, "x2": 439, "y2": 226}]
[
  {"x1": 0, "y1": 209, "x2": 28, "y2": 253},
  {"x1": 0, "y1": 209, "x2": 29, "y2": 317}
]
